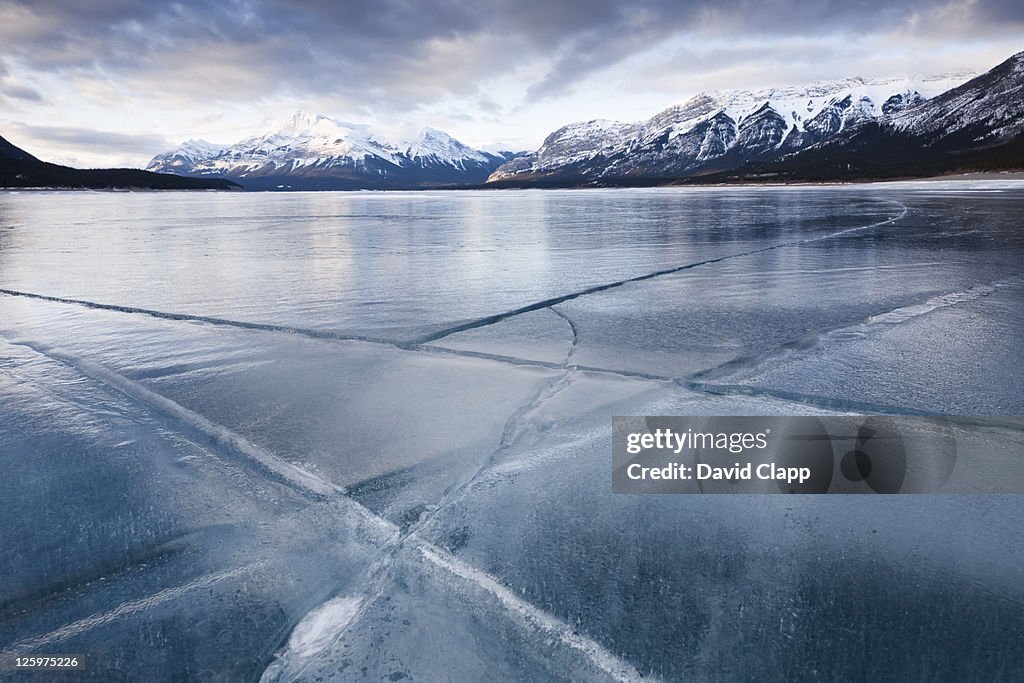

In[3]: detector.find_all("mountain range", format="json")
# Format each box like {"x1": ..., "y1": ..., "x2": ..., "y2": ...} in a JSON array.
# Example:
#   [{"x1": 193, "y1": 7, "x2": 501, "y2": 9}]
[
  {"x1": 7, "y1": 51, "x2": 1019, "y2": 191},
  {"x1": 147, "y1": 112, "x2": 520, "y2": 190},
  {"x1": 485, "y1": 74, "x2": 967, "y2": 185},
  {"x1": 721, "y1": 50, "x2": 1024, "y2": 182},
  {"x1": 145, "y1": 51, "x2": 1023, "y2": 190},
  {"x1": 488, "y1": 52, "x2": 1023, "y2": 186}
]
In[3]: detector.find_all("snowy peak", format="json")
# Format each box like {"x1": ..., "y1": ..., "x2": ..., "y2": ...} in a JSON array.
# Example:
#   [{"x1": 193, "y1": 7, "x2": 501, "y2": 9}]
[
  {"x1": 885, "y1": 52, "x2": 1024, "y2": 140},
  {"x1": 747, "y1": 51, "x2": 1024, "y2": 181},
  {"x1": 273, "y1": 110, "x2": 334, "y2": 136},
  {"x1": 147, "y1": 112, "x2": 513, "y2": 190},
  {"x1": 396, "y1": 127, "x2": 491, "y2": 166},
  {"x1": 261, "y1": 111, "x2": 378, "y2": 148},
  {"x1": 179, "y1": 139, "x2": 225, "y2": 156},
  {"x1": 225, "y1": 111, "x2": 395, "y2": 165},
  {"x1": 147, "y1": 138, "x2": 226, "y2": 173},
  {"x1": 659, "y1": 73, "x2": 970, "y2": 141}
]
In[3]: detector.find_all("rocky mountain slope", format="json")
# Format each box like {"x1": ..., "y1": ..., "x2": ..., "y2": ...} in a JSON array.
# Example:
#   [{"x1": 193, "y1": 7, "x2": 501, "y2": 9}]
[
  {"x1": 745, "y1": 50, "x2": 1024, "y2": 181},
  {"x1": 487, "y1": 72, "x2": 979, "y2": 186}
]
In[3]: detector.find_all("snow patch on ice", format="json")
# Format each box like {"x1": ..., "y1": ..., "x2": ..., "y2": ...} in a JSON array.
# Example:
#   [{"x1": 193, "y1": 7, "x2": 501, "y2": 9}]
[
  {"x1": 286, "y1": 596, "x2": 364, "y2": 657},
  {"x1": 866, "y1": 274, "x2": 1024, "y2": 326}
]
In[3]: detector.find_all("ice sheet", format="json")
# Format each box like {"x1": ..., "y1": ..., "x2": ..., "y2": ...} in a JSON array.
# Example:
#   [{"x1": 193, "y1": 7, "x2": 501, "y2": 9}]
[{"x1": 1, "y1": 184, "x2": 1023, "y2": 681}]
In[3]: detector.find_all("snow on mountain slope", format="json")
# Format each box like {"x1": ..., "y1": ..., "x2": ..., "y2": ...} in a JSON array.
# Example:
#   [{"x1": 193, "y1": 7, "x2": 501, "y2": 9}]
[
  {"x1": 753, "y1": 51, "x2": 1024, "y2": 181},
  {"x1": 146, "y1": 139, "x2": 227, "y2": 174},
  {"x1": 488, "y1": 72, "x2": 974, "y2": 183},
  {"x1": 503, "y1": 119, "x2": 642, "y2": 177},
  {"x1": 694, "y1": 73, "x2": 969, "y2": 140},
  {"x1": 395, "y1": 127, "x2": 493, "y2": 168},
  {"x1": 148, "y1": 112, "x2": 513, "y2": 189},
  {"x1": 241, "y1": 111, "x2": 402, "y2": 166},
  {"x1": 887, "y1": 52, "x2": 1024, "y2": 143}
]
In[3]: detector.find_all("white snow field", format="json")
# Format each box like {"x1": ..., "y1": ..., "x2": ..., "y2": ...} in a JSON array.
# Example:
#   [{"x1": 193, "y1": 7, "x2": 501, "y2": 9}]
[{"x1": 1, "y1": 184, "x2": 1022, "y2": 681}]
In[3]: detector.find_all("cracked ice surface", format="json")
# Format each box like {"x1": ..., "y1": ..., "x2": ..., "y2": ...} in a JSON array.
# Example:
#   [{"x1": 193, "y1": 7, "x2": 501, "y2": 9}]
[{"x1": 1, "y1": 185, "x2": 1023, "y2": 681}]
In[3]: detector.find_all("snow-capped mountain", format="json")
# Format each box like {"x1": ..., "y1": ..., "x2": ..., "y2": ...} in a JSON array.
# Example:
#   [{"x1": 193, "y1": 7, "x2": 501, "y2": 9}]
[
  {"x1": 886, "y1": 53, "x2": 1023, "y2": 143},
  {"x1": 148, "y1": 111, "x2": 519, "y2": 190},
  {"x1": 487, "y1": 73, "x2": 974, "y2": 185},
  {"x1": 147, "y1": 139, "x2": 227, "y2": 174},
  {"x1": 754, "y1": 51, "x2": 1024, "y2": 181}
]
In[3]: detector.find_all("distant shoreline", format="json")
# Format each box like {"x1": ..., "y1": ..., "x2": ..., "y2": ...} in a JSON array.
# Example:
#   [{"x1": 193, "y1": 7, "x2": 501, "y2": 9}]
[{"x1": 4, "y1": 170, "x2": 1023, "y2": 193}]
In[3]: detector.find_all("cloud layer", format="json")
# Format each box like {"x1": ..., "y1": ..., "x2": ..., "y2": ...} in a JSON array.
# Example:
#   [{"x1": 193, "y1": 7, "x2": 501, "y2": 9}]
[
  {"x1": 3, "y1": 1, "x2": 1022, "y2": 107},
  {"x1": 0, "y1": 0, "x2": 1021, "y2": 166}
]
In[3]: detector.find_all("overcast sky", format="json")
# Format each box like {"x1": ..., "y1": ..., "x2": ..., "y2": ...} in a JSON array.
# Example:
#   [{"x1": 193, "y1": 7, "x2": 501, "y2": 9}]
[{"x1": 0, "y1": 0, "x2": 1021, "y2": 168}]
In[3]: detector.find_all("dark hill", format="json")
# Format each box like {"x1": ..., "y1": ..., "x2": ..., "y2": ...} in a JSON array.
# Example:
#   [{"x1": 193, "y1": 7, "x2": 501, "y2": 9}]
[{"x1": 0, "y1": 135, "x2": 241, "y2": 190}]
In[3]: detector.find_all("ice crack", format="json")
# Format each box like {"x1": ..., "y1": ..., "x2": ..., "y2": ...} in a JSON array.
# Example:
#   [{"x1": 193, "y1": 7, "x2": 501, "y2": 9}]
[{"x1": 415, "y1": 200, "x2": 909, "y2": 345}]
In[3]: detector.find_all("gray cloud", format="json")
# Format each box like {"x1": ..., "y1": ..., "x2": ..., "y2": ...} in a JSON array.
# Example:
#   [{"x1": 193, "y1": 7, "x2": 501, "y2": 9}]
[
  {"x1": 2, "y1": 84, "x2": 42, "y2": 101},
  {"x1": 973, "y1": 0, "x2": 1024, "y2": 22},
  {"x1": 0, "y1": 0, "x2": 1021, "y2": 112},
  {"x1": 0, "y1": 58, "x2": 43, "y2": 103},
  {"x1": 9, "y1": 123, "x2": 171, "y2": 155}
]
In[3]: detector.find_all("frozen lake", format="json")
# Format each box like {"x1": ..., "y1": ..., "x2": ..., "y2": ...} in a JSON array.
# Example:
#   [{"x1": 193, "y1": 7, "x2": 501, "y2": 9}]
[{"x1": 1, "y1": 184, "x2": 1023, "y2": 680}]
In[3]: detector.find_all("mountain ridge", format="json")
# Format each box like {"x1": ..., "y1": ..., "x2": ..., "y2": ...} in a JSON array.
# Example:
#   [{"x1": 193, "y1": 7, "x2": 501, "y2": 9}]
[
  {"x1": 148, "y1": 111, "x2": 522, "y2": 191},
  {"x1": 692, "y1": 50, "x2": 1024, "y2": 183},
  {"x1": 487, "y1": 71, "x2": 980, "y2": 186}
]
